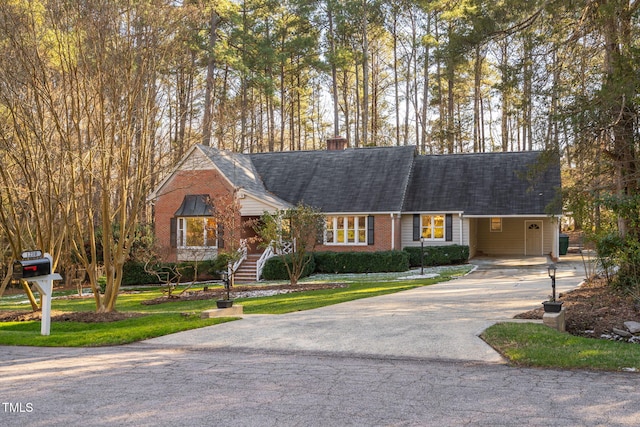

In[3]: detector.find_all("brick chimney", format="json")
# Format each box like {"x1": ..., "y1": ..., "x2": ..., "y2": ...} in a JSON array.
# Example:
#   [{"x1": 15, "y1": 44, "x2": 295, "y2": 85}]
[{"x1": 326, "y1": 136, "x2": 348, "y2": 151}]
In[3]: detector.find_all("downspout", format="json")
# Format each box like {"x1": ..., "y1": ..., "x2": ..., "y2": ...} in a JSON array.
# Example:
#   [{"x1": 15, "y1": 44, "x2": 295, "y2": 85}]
[{"x1": 390, "y1": 213, "x2": 395, "y2": 250}]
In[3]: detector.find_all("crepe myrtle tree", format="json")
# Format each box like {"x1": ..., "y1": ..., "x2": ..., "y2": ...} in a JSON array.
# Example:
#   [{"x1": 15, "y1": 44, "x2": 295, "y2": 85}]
[{"x1": 256, "y1": 203, "x2": 324, "y2": 285}]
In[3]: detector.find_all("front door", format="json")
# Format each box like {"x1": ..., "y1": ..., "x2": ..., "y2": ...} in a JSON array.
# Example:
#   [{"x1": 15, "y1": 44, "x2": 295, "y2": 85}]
[{"x1": 525, "y1": 221, "x2": 543, "y2": 255}]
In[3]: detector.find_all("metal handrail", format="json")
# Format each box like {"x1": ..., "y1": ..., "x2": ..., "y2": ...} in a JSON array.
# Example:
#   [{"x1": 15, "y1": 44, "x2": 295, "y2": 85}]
[
  {"x1": 256, "y1": 241, "x2": 276, "y2": 281},
  {"x1": 228, "y1": 239, "x2": 248, "y2": 277}
]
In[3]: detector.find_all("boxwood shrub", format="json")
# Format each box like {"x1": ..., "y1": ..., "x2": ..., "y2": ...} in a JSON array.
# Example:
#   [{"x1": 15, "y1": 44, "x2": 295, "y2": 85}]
[
  {"x1": 121, "y1": 260, "x2": 216, "y2": 286},
  {"x1": 261, "y1": 254, "x2": 316, "y2": 281},
  {"x1": 121, "y1": 261, "x2": 160, "y2": 286},
  {"x1": 403, "y1": 245, "x2": 469, "y2": 267},
  {"x1": 313, "y1": 250, "x2": 410, "y2": 274}
]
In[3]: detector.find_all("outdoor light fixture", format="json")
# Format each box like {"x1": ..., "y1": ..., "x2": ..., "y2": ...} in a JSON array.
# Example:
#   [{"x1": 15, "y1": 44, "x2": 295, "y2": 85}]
[{"x1": 420, "y1": 237, "x2": 426, "y2": 275}]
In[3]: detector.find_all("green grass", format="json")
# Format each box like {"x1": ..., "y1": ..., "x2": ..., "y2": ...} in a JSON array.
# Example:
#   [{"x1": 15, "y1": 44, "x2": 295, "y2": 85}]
[
  {"x1": 482, "y1": 322, "x2": 640, "y2": 372},
  {"x1": 0, "y1": 314, "x2": 234, "y2": 347},
  {"x1": 0, "y1": 265, "x2": 472, "y2": 347}
]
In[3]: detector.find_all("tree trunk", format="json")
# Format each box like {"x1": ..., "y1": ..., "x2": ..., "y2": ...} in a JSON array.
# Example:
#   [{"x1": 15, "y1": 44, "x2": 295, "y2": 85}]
[{"x1": 202, "y1": 9, "x2": 219, "y2": 147}]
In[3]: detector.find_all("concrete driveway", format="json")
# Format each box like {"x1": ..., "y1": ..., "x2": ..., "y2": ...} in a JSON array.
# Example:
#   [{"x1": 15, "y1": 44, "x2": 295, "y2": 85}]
[{"x1": 145, "y1": 255, "x2": 586, "y2": 363}]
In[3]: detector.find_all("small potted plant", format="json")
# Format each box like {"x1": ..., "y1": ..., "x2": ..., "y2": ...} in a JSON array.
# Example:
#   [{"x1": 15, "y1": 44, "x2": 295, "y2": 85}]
[
  {"x1": 216, "y1": 271, "x2": 234, "y2": 309},
  {"x1": 542, "y1": 264, "x2": 563, "y2": 313}
]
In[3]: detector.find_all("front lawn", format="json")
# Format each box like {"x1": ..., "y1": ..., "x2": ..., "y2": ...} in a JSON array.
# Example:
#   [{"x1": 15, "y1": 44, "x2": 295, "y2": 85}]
[
  {"x1": 0, "y1": 313, "x2": 234, "y2": 347},
  {"x1": 482, "y1": 322, "x2": 640, "y2": 372}
]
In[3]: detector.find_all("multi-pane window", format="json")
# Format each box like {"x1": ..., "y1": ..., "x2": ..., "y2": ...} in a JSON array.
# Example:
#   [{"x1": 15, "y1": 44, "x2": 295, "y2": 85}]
[
  {"x1": 177, "y1": 217, "x2": 217, "y2": 248},
  {"x1": 325, "y1": 216, "x2": 367, "y2": 245},
  {"x1": 490, "y1": 217, "x2": 502, "y2": 232},
  {"x1": 421, "y1": 215, "x2": 445, "y2": 240}
]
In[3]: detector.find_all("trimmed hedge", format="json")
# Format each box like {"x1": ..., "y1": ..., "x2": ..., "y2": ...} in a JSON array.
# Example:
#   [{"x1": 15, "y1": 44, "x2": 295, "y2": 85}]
[
  {"x1": 403, "y1": 245, "x2": 469, "y2": 267},
  {"x1": 261, "y1": 254, "x2": 316, "y2": 281},
  {"x1": 313, "y1": 250, "x2": 409, "y2": 274},
  {"x1": 121, "y1": 260, "x2": 217, "y2": 286},
  {"x1": 121, "y1": 261, "x2": 160, "y2": 286}
]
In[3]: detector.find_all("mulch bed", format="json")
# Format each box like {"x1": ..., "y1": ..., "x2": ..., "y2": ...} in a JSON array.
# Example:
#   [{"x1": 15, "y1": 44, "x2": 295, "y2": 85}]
[
  {"x1": 515, "y1": 278, "x2": 640, "y2": 338},
  {"x1": 0, "y1": 310, "x2": 144, "y2": 323},
  {"x1": 0, "y1": 282, "x2": 346, "y2": 322}
]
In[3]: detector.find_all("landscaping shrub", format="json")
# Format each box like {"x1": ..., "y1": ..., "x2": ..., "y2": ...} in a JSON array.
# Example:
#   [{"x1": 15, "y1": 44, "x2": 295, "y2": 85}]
[
  {"x1": 121, "y1": 260, "x2": 217, "y2": 286},
  {"x1": 403, "y1": 245, "x2": 469, "y2": 267},
  {"x1": 313, "y1": 250, "x2": 409, "y2": 274},
  {"x1": 592, "y1": 232, "x2": 624, "y2": 284},
  {"x1": 261, "y1": 254, "x2": 316, "y2": 281},
  {"x1": 208, "y1": 253, "x2": 232, "y2": 277},
  {"x1": 121, "y1": 261, "x2": 159, "y2": 286}
]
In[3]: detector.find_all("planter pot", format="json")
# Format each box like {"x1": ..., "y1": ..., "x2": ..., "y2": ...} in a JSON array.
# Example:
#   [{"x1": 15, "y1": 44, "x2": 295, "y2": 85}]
[
  {"x1": 542, "y1": 301, "x2": 563, "y2": 313},
  {"x1": 216, "y1": 299, "x2": 234, "y2": 309}
]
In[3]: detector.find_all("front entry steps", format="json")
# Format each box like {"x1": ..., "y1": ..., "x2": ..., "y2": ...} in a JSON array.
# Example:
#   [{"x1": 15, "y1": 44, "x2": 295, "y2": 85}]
[{"x1": 233, "y1": 254, "x2": 260, "y2": 284}]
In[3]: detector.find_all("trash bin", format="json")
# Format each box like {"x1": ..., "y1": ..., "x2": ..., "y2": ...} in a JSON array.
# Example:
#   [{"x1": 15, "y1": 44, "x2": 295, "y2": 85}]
[{"x1": 559, "y1": 233, "x2": 569, "y2": 255}]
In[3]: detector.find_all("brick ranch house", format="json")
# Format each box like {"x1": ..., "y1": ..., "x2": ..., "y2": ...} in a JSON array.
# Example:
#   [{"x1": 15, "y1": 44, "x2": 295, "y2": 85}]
[{"x1": 148, "y1": 141, "x2": 562, "y2": 280}]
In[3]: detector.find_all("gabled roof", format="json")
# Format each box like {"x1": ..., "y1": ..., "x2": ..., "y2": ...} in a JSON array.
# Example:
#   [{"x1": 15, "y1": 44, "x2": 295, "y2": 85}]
[
  {"x1": 196, "y1": 145, "x2": 290, "y2": 209},
  {"x1": 249, "y1": 146, "x2": 417, "y2": 213},
  {"x1": 402, "y1": 151, "x2": 561, "y2": 215},
  {"x1": 151, "y1": 144, "x2": 561, "y2": 217}
]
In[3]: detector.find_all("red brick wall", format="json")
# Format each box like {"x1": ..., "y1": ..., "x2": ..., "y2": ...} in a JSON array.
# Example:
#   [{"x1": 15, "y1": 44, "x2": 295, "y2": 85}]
[
  {"x1": 315, "y1": 214, "x2": 397, "y2": 253},
  {"x1": 154, "y1": 172, "x2": 404, "y2": 261},
  {"x1": 153, "y1": 169, "x2": 234, "y2": 262}
]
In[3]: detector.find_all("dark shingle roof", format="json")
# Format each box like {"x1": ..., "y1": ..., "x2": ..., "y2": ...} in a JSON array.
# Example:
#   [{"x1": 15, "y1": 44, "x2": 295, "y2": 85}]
[
  {"x1": 197, "y1": 144, "x2": 289, "y2": 207},
  {"x1": 174, "y1": 194, "x2": 214, "y2": 216},
  {"x1": 249, "y1": 146, "x2": 417, "y2": 212},
  {"x1": 402, "y1": 151, "x2": 561, "y2": 215}
]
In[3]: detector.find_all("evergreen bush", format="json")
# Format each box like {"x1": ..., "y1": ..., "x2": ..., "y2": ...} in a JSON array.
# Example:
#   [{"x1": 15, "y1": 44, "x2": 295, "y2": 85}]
[
  {"x1": 403, "y1": 245, "x2": 469, "y2": 267},
  {"x1": 121, "y1": 261, "x2": 159, "y2": 286},
  {"x1": 261, "y1": 254, "x2": 316, "y2": 281},
  {"x1": 313, "y1": 250, "x2": 409, "y2": 274}
]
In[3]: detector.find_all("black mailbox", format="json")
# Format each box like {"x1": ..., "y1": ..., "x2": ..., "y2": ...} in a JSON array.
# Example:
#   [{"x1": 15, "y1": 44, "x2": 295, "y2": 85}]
[{"x1": 13, "y1": 257, "x2": 51, "y2": 280}]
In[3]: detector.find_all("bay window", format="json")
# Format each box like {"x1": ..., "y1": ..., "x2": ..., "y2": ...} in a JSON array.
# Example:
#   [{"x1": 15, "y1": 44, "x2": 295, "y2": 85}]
[{"x1": 177, "y1": 217, "x2": 217, "y2": 248}]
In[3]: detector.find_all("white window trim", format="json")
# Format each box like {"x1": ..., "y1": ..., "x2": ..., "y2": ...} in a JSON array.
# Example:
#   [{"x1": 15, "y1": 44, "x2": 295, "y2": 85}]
[
  {"x1": 325, "y1": 215, "x2": 368, "y2": 246},
  {"x1": 177, "y1": 217, "x2": 217, "y2": 249},
  {"x1": 421, "y1": 214, "x2": 446, "y2": 241}
]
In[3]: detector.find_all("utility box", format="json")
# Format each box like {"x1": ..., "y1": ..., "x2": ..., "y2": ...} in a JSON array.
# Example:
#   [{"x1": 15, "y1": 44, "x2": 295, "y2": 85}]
[{"x1": 13, "y1": 250, "x2": 52, "y2": 280}]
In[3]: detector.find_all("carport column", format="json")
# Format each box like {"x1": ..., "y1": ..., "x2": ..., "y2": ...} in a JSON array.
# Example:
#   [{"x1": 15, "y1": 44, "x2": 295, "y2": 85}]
[{"x1": 552, "y1": 216, "x2": 560, "y2": 261}]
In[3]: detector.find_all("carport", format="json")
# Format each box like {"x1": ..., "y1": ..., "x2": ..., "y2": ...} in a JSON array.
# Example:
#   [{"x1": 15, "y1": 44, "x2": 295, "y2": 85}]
[{"x1": 466, "y1": 215, "x2": 561, "y2": 260}]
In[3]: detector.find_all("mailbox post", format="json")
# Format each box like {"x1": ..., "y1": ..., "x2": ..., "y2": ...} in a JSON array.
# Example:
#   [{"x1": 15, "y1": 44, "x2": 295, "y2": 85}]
[{"x1": 13, "y1": 251, "x2": 62, "y2": 336}]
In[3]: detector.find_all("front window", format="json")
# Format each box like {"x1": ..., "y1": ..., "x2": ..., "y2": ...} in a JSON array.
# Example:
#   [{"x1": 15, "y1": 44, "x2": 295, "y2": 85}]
[
  {"x1": 421, "y1": 215, "x2": 445, "y2": 240},
  {"x1": 325, "y1": 215, "x2": 367, "y2": 245},
  {"x1": 177, "y1": 217, "x2": 217, "y2": 248}
]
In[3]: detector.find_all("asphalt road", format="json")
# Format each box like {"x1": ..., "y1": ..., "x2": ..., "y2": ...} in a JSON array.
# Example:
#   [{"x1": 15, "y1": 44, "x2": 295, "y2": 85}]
[{"x1": 1, "y1": 256, "x2": 639, "y2": 426}]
